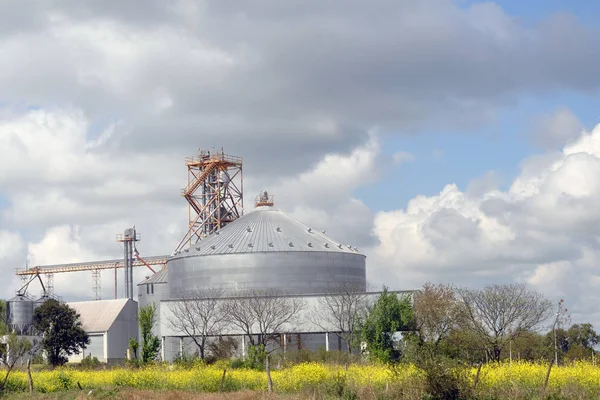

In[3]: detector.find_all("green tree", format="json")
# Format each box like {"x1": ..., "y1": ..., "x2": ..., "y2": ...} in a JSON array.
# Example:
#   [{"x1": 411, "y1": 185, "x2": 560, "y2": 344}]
[
  {"x1": 567, "y1": 323, "x2": 599, "y2": 349},
  {"x1": 544, "y1": 323, "x2": 599, "y2": 362},
  {"x1": 361, "y1": 287, "x2": 413, "y2": 363},
  {"x1": 138, "y1": 304, "x2": 160, "y2": 363},
  {"x1": 0, "y1": 300, "x2": 6, "y2": 333},
  {"x1": 129, "y1": 338, "x2": 139, "y2": 359},
  {"x1": 0, "y1": 304, "x2": 6, "y2": 338},
  {"x1": 33, "y1": 299, "x2": 89, "y2": 367}
]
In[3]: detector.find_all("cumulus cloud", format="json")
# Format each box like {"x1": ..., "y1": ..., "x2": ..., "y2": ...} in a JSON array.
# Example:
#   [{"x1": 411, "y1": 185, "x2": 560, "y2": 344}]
[
  {"x1": 1, "y1": 0, "x2": 600, "y2": 174},
  {"x1": 1, "y1": 0, "x2": 600, "y2": 323},
  {"x1": 0, "y1": 106, "x2": 380, "y2": 300},
  {"x1": 369, "y1": 123, "x2": 600, "y2": 323},
  {"x1": 0, "y1": 108, "x2": 189, "y2": 300},
  {"x1": 267, "y1": 131, "x2": 381, "y2": 248},
  {"x1": 0, "y1": 231, "x2": 28, "y2": 299}
]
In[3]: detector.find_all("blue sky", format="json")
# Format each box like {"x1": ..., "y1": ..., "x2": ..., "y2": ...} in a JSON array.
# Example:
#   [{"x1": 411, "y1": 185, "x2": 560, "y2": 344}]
[
  {"x1": 360, "y1": 90, "x2": 600, "y2": 210},
  {"x1": 351, "y1": 1, "x2": 600, "y2": 211},
  {"x1": 460, "y1": 0, "x2": 600, "y2": 23}
]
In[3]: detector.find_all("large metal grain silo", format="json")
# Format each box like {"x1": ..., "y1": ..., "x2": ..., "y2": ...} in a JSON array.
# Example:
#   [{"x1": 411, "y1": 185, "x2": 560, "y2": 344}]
[{"x1": 167, "y1": 203, "x2": 366, "y2": 298}]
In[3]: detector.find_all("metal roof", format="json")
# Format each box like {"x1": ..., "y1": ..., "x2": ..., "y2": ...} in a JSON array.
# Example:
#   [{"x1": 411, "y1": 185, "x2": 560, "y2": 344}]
[
  {"x1": 171, "y1": 206, "x2": 363, "y2": 258},
  {"x1": 138, "y1": 268, "x2": 168, "y2": 285},
  {"x1": 67, "y1": 298, "x2": 131, "y2": 333}
]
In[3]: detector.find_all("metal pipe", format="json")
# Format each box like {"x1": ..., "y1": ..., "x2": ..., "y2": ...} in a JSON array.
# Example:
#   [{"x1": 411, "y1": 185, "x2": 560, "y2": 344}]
[{"x1": 124, "y1": 241, "x2": 129, "y2": 299}]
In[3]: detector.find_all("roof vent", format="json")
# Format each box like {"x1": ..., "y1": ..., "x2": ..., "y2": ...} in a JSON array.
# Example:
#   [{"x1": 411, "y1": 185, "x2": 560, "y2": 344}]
[
  {"x1": 228, "y1": 244, "x2": 234, "y2": 248},
  {"x1": 246, "y1": 227, "x2": 252, "y2": 232},
  {"x1": 248, "y1": 243, "x2": 253, "y2": 248},
  {"x1": 255, "y1": 190, "x2": 275, "y2": 207},
  {"x1": 337, "y1": 244, "x2": 343, "y2": 249},
  {"x1": 288, "y1": 242, "x2": 294, "y2": 247},
  {"x1": 184, "y1": 249, "x2": 189, "y2": 253},
  {"x1": 276, "y1": 227, "x2": 282, "y2": 232},
  {"x1": 307, "y1": 228, "x2": 312, "y2": 233},
  {"x1": 210, "y1": 245, "x2": 216, "y2": 250},
  {"x1": 322, "y1": 230, "x2": 326, "y2": 234},
  {"x1": 268, "y1": 242, "x2": 274, "y2": 247},
  {"x1": 196, "y1": 247, "x2": 201, "y2": 251},
  {"x1": 215, "y1": 231, "x2": 220, "y2": 235},
  {"x1": 307, "y1": 242, "x2": 313, "y2": 247},
  {"x1": 324, "y1": 243, "x2": 329, "y2": 248}
]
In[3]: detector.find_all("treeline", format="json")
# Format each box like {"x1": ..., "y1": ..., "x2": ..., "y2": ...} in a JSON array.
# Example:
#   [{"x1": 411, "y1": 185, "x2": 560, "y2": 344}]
[
  {"x1": 164, "y1": 283, "x2": 598, "y2": 367},
  {"x1": 402, "y1": 283, "x2": 598, "y2": 365}
]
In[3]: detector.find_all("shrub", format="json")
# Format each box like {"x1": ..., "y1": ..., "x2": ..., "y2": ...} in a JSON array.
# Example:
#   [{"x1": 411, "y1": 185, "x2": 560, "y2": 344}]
[{"x1": 80, "y1": 355, "x2": 102, "y2": 370}]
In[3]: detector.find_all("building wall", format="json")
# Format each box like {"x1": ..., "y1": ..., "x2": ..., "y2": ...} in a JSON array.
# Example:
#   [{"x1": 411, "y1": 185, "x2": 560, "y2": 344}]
[
  {"x1": 106, "y1": 299, "x2": 138, "y2": 363},
  {"x1": 159, "y1": 292, "x2": 404, "y2": 337},
  {"x1": 158, "y1": 333, "x2": 353, "y2": 363},
  {"x1": 70, "y1": 333, "x2": 105, "y2": 363},
  {"x1": 138, "y1": 282, "x2": 169, "y2": 338}
]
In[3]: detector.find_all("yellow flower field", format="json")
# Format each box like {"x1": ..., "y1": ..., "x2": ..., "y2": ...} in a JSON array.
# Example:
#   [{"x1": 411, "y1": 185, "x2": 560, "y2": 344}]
[
  {"x1": 4, "y1": 361, "x2": 600, "y2": 397},
  {"x1": 475, "y1": 361, "x2": 600, "y2": 398}
]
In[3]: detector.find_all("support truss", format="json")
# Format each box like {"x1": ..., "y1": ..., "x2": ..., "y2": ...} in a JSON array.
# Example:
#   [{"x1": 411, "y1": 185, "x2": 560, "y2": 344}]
[
  {"x1": 175, "y1": 148, "x2": 244, "y2": 252},
  {"x1": 92, "y1": 269, "x2": 101, "y2": 300},
  {"x1": 45, "y1": 273, "x2": 54, "y2": 298}
]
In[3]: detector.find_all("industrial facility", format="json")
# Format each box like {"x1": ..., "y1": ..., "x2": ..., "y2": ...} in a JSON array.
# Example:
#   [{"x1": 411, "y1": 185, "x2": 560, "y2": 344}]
[{"x1": 4, "y1": 148, "x2": 404, "y2": 363}]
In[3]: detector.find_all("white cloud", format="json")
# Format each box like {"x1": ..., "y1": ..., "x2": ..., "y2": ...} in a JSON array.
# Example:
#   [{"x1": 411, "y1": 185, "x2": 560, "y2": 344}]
[
  {"x1": 0, "y1": 109, "x2": 184, "y2": 227},
  {"x1": 0, "y1": 231, "x2": 28, "y2": 299},
  {"x1": 369, "y1": 123, "x2": 600, "y2": 324},
  {"x1": 0, "y1": 108, "x2": 189, "y2": 300},
  {"x1": 267, "y1": 131, "x2": 380, "y2": 248},
  {"x1": 0, "y1": 106, "x2": 380, "y2": 301},
  {"x1": 1, "y1": 0, "x2": 600, "y2": 329}
]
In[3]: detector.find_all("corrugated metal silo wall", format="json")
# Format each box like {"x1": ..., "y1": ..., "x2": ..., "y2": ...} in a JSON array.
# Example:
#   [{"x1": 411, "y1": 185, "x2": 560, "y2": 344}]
[
  {"x1": 167, "y1": 252, "x2": 366, "y2": 297},
  {"x1": 7, "y1": 297, "x2": 34, "y2": 334}
]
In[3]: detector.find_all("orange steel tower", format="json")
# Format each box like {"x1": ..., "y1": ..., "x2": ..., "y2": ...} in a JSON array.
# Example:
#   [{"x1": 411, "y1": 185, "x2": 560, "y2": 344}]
[{"x1": 175, "y1": 148, "x2": 243, "y2": 252}]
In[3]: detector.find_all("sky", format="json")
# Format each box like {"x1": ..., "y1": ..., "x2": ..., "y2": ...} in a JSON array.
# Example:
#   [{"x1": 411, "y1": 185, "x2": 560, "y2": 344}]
[{"x1": 1, "y1": 0, "x2": 600, "y2": 327}]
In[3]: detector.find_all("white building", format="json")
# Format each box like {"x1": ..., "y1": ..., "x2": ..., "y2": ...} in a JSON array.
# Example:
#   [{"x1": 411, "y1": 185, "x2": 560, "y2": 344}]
[{"x1": 67, "y1": 298, "x2": 138, "y2": 365}]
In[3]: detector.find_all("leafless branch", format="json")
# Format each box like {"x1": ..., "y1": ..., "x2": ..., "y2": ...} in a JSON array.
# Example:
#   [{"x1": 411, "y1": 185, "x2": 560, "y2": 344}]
[
  {"x1": 223, "y1": 289, "x2": 305, "y2": 351},
  {"x1": 456, "y1": 283, "x2": 552, "y2": 361},
  {"x1": 167, "y1": 287, "x2": 225, "y2": 359},
  {"x1": 413, "y1": 282, "x2": 459, "y2": 347},
  {"x1": 309, "y1": 282, "x2": 369, "y2": 353}
]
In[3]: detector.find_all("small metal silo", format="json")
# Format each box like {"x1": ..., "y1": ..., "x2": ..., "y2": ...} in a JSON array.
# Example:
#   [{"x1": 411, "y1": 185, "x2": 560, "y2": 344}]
[{"x1": 7, "y1": 295, "x2": 34, "y2": 335}]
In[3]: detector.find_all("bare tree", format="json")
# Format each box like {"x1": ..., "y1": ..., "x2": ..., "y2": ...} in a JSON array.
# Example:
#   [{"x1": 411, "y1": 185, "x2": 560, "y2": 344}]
[
  {"x1": 456, "y1": 283, "x2": 552, "y2": 362},
  {"x1": 167, "y1": 287, "x2": 225, "y2": 360},
  {"x1": 223, "y1": 289, "x2": 305, "y2": 349},
  {"x1": 0, "y1": 333, "x2": 33, "y2": 392},
  {"x1": 551, "y1": 298, "x2": 571, "y2": 366},
  {"x1": 310, "y1": 282, "x2": 369, "y2": 353},
  {"x1": 223, "y1": 289, "x2": 305, "y2": 393},
  {"x1": 413, "y1": 282, "x2": 459, "y2": 351}
]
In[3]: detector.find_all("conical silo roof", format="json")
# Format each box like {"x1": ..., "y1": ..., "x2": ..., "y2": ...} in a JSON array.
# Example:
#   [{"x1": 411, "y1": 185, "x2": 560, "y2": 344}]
[{"x1": 171, "y1": 206, "x2": 362, "y2": 258}]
